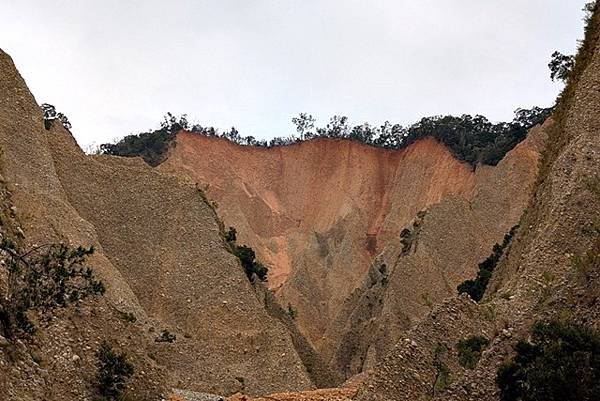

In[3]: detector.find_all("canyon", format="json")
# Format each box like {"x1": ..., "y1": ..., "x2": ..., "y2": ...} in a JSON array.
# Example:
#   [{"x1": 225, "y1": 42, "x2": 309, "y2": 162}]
[
  {"x1": 161, "y1": 126, "x2": 542, "y2": 378},
  {"x1": 0, "y1": 5, "x2": 599, "y2": 401}
]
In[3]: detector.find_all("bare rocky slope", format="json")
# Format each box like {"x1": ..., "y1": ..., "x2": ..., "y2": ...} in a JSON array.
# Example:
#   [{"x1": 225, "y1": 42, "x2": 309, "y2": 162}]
[
  {"x1": 353, "y1": 6, "x2": 600, "y2": 401},
  {"x1": 0, "y1": 48, "x2": 312, "y2": 400},
  {"x1": 3, "y1": 5, "x2": 597, "y2": 399},
  {"x1": 160, "y1": 121, "x2": 542, "y2": 378}
]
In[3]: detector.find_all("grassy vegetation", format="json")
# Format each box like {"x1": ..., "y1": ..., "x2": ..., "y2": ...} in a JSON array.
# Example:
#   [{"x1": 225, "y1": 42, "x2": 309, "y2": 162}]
[{"x1": 457, "y1": 335, "x2": 489, "y2": 370}]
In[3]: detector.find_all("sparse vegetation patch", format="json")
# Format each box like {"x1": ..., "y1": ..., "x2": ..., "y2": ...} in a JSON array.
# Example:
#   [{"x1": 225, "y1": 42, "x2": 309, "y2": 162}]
[
  {"x1": 0, "y1": 240, "x2": 105, "y2": 339},
  {"x1": 432, "y1": 343, "x2": 452, "y2": 396},
  {"x1": 155, "y1": 329, "x2": 176, "y2": 343},
  {"x1": 95, "y1": 341, "x2": 134, "y2": 401},
  {"x1": 41, "y1": 103, "x2": 72, "y2": 131},
  {"x1": 233, "y1": 245, "x2": 268, "y2": 282},
  {"x1": 457, "y1": 335, "x2": 489, "y2": 370},
  {"x1": 457, "y1": 225, "x2": 518, "y2": 301},
  {"x1": 118, "y1": 311, "x2": 137, "y2": 323},
  {"x1": 287, "y1": 303, "x2": 297, "y2": 320},
  {"x1": 223, "y1": 226, "x2": 268, "y2": 282},
  {"x1": 497, "y1": 320, "x2": 600, "y2": 401}
]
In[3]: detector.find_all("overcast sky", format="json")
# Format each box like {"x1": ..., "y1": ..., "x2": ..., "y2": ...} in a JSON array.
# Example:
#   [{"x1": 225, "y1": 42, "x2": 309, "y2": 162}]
[{"x1": 0, "y1": 0, "x2": 589, "y2": 147}]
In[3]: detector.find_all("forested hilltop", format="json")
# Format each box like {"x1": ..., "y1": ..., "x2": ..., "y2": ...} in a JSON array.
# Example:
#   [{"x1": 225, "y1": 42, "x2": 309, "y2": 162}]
[{"x1": 99, "y1": 107, "x2": 552, "y2": 167}]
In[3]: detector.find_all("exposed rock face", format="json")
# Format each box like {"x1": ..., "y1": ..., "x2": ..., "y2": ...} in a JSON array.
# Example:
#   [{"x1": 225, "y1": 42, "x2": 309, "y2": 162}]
[
  {"x1": 161, "y1": 123, "x2": 542, "y2": 375},
  {"x1": 355, "y1": 8, "x2": 600, "y2": 401},
  {"x1": 0, "y1": 48, "x2": 311, "y2": 399},
  {"x1": 0, "y1": 48, "x2": 166, "y2": 401},
  {"x1": 0, "y1": 14, "x2": 583, "y2": 398},
  {"x1": 48, "y1": 128, "x2": 313, "y2": 395},
  {"x1": 325, "y1": 125, "x2": 545, "y2": 378}
]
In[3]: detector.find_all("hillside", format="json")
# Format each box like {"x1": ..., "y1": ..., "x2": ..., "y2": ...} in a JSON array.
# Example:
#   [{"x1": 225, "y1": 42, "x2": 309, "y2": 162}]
[
  {"x1": 159, "y1": 120, "x2": 542, "y2": 378},
  {"x1": 1, "y1": 4, "x2": 599, "y2": 401},
  {"x1": 354, "y1": 4, "x2": 600, "y2": 401},
  {"x1": 0, "y1": 48, "x2": 312, "y2": 399}
]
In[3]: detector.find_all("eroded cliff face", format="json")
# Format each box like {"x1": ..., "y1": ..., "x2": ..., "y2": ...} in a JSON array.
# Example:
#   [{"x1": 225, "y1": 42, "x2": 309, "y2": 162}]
[
  {"x1": 160, "y1": 125, "x2": 542, "y2": 373},
  {"x1": 327, "y1": 124, "x2": 545, "y2": 378},
  {"x1": 166, "y1": 135, "x2": 474, "y2": 282},
  {"x1": 0, "y1": 48, "x2": 311, "y2": 400},
  {"x1": 355, "y1": 8, "x2": 600, "y2": 401}
]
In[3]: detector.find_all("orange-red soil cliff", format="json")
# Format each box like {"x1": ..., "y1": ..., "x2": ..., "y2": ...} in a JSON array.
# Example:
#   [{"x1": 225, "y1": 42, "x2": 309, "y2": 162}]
[{"x1": 160, "y1": 128, "x2": 542, "y2": 374}]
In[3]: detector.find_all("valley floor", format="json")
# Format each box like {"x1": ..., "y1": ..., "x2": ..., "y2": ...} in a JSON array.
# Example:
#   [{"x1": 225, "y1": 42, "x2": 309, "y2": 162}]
[{"x1": 224, "y1": 374, "x2": 365, "y2": 401}]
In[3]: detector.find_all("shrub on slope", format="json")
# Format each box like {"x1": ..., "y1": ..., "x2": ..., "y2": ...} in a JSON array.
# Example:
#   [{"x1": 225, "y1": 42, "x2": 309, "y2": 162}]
[{"x1": 497, "y1": 320, "x2": 600, "y2": 401}]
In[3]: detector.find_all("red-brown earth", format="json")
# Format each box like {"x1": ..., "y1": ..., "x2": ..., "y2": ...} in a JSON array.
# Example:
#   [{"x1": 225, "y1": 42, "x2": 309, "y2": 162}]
[{"x1": 160, "y1": 127, "x2": 542, "y2": 376}]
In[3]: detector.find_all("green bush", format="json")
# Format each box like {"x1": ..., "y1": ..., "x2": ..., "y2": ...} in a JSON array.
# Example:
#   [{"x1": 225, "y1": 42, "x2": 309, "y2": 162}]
[
  {"x1": 233, "y1": 244, "x2": 268, "y2": 281},
  {"x1": 399, "y1": 228, "x2": 413, "y2": 255},
  {"x1": 95, "y1": 341, "x2": 134, "y2": 401},
  {"x1": 225, "y1": 226, "x2": 237, "y2": 243},
  {"x1": 457, "y1": 335, "x2": 489, "y2": 369},
  {"x1": 458, "y1": 225, "x2": 518, "y2": 301},
  {"x1": 398, "y1": 108, "x2": 552, "y2": 166},
  {"x1": 549, "y1": 52, "x2": 575, "y2": 82},
  {"x1": 287, "y1": 303, "x2": 297, "y2": 320},
  {"x1": 41, "y1": 103, "x2": 72, "y2": 130},
  {"x1": 0, "y1": 240, "x2": 105, "y2": 339},
  {"x1": 497, "y1": 320, "x2": 600, "y2": 401},
  {"x1": 118, "y1": 311, "x2": 137, "y2": 323},
  {"x1": 222, "y1": 225, "x2": 268, "y2": 282},
  {"x1": 100, "y1": 113, "x2": 188, "y2": 166}
]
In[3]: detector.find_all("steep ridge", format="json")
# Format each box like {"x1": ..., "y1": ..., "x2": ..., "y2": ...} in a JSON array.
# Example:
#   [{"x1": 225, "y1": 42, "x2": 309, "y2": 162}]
[
  {"x1": 47, "y1": 125, "x2": 313, "y2": 395},
  {"x1": 160, "y1": 123, "x2": 541, "y2": 374},
  {"x1": 355, "y1": 6, "x2": 600, "y2": 401},
  {"x1": 160, "y1": 135, "x2": 473, "y2": 353},
  {"x1": 0, "y1": 48, "x2": 312, "y2": 399},
  {"x1": 325, "y1": 125, "x2": 545, "y2": 377},
  {"x1": 0, "y1": 48, "x2": 166, "y2": 400}
]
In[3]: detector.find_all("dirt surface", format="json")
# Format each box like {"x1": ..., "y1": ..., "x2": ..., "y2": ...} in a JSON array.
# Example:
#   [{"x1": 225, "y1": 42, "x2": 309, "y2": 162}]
[
  {"x1": 0, "y1": 47, "x2": 312, "y2": 399},
  {"x1": 227, "y1": 388, "x2": 355, "y2": 401},
  {"x1": 161, "y1": 123, "x2": 541, "y2": 375},
  {"x1": 355, "y1": 8, "x2": 600, "y2": 401},
  {"x1": 226, "y1": 374, "x2": 365, "y2": 401},
  {"x1": 2, "y1": 6, "x2": 596, "y2": 397},
  {"x1": 0, "y1": 47, "x2": 168, "y2": 400}
]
